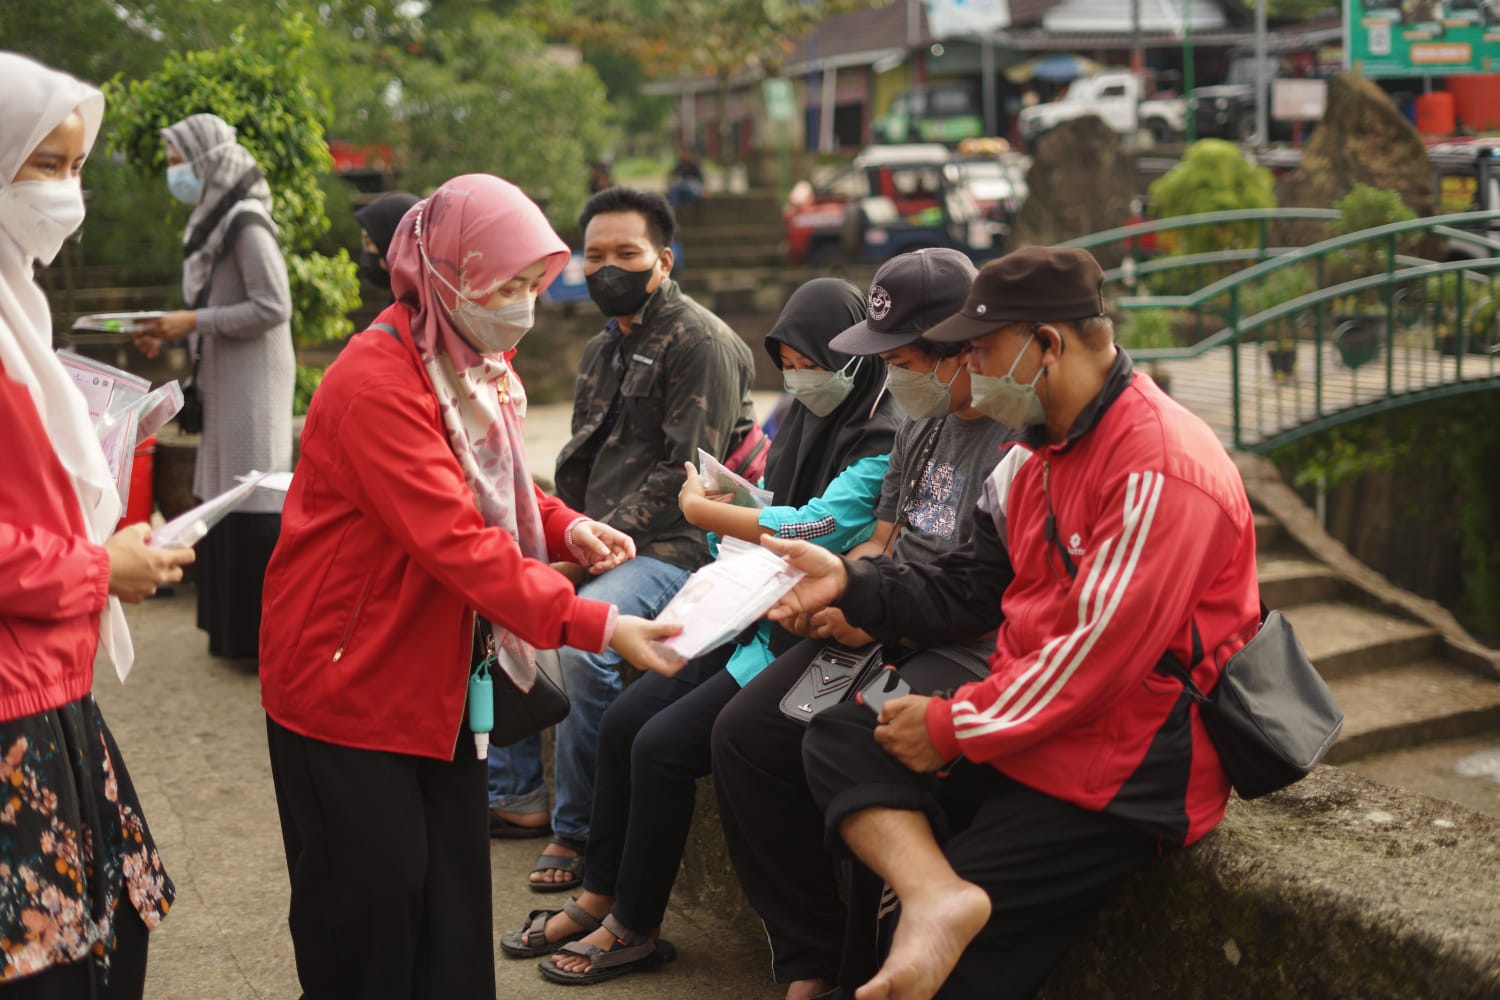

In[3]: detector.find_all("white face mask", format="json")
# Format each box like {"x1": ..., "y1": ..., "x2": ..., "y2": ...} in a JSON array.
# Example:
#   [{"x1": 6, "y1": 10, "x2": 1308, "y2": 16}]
[
  {"x1": 416, "y1": 216, "x2": 536, "y2": 356},
  {"x1": 783, "y1": 358, "x2": 860, "y2": 418},
  {"x1": 0, "y1": 178, "x2": 86, "y2": 265},
  {"x1": 886, "y1": 359, "x2": 961, "y2": 420},
  {"x1": 969, "y1": 333, "x2": 1047, "y2": 430},
  {"x1": 451, "y1": 295, "x2": 535, "y2": 355}
]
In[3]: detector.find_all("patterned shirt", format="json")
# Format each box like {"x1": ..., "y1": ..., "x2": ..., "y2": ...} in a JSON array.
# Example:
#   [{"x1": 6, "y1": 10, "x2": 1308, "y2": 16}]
[{"x1": 555, "y1": 279, "x2": 757, "y2": 571}]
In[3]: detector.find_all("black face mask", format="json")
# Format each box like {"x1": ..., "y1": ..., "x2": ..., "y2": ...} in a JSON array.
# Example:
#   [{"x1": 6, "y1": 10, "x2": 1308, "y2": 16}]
[
  {"x1": 585, "y1": 263, "x2": 657, "y2": 319},
  {"x1": 358, "y1": 250, "x2": 390, "y2": 293}
]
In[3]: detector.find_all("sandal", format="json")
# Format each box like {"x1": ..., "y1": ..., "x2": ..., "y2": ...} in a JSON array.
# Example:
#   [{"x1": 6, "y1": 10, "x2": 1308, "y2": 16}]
[
  {"x1": 537, "y1": 914, "x2": 677, "y2": 985},
  {"x1": 490, "y1": 809, "x2": 552, "y2": 840},
  {"x1": 499, "y1": 897, "x2": 602, "y2": 959},
  {"x1": 529, "y1": 844, "x2": 585, "y2": 894}
]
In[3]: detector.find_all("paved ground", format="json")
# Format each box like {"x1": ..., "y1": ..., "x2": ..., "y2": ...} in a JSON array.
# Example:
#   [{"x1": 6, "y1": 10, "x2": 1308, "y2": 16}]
[{"x1": 91, "y1": 397, "x2": 789, "y2": 999}]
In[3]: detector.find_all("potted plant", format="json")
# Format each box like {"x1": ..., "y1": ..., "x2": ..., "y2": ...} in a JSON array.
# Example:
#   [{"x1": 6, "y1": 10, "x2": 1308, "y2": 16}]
[
  {"x1": 1118, "y1": 308, "x2": 1177, "y2": 394},
  {"x1": 1243, "y1": 264, "x2": 1314, "y2": 381},
  {"x1": 1424, "y1": 273, "x2": 1464, "y2": 356}
]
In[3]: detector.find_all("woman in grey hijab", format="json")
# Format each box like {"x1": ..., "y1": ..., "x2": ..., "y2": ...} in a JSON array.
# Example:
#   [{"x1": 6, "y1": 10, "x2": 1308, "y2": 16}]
[{"x1": 134, "y1": 113, "x2": 294, "y2": 660}]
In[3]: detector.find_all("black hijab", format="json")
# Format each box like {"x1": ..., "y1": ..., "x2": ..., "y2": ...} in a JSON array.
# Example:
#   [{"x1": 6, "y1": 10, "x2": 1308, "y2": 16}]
[
  {"x1": 762, "y1": 278, "x2": 901, "y2": 508},
  {"x1": 354, "y1": 191, "x2": 419, "y2": 296}
]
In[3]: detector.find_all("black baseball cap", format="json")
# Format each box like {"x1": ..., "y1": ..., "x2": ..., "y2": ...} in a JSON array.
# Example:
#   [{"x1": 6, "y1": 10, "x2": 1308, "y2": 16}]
[
  {"x1": 926, "y1": 246, "x2": 1107, "y2": 343},
  {"x1": 829, "y1": 248, "x2": 978, "y2": 355}
]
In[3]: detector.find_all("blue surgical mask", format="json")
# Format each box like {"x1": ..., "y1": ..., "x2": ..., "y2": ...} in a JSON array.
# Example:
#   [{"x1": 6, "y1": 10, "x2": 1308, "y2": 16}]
[
  {"x1": 968, "y1": 334, "x2": 1046, "y2": 430},
  {"x1": 167, "y1": 162, "x2": 202, "y2": 205}
]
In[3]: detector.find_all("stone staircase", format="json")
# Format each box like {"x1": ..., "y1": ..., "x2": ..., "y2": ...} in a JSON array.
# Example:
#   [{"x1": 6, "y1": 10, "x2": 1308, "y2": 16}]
[{"x1": 1237, "y1": 454, "x2": 1500, "y2": 818}]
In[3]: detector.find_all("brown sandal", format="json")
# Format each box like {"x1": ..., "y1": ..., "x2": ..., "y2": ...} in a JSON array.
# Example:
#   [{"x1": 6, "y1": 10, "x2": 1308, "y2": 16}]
[
  {"x1": 498, "y1": 896, "x2": 602, "y2": 959},
  {"x1": 537, "y1": 914, "x2": 677, "y2": 985}
]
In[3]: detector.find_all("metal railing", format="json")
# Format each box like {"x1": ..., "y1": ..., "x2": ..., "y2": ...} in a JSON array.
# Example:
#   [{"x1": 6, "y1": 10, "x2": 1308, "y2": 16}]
[{"x1": 1097, "y1": 210, "x2": 1500, "y2": 451}]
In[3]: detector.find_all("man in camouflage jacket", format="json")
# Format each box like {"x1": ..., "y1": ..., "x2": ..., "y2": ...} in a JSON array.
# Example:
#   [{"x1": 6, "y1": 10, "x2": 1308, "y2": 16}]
[{"x1": 489, "y1": 187, "x2": 757, "y2": 891}]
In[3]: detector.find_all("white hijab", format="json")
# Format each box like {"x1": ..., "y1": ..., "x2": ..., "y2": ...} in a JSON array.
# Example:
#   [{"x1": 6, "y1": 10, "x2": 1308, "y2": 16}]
[{"x1": 0, "y1": 52, "x2": 132, "y2": 678}]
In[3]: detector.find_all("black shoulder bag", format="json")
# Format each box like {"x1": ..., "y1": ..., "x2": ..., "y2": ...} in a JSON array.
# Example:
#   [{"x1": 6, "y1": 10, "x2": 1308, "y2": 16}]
[{"x1": 175, "y1": 211, "x2": 277, "y2": 434}]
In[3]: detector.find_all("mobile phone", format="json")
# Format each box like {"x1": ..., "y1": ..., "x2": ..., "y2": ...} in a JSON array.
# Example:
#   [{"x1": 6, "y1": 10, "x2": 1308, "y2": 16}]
[{"x1": 855, "y1": 667, "x2": 912, "y2": 717}]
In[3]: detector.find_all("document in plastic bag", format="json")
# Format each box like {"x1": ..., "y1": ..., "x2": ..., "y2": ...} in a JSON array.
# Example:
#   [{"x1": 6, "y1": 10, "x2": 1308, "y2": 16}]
[
  {"x1": 149, "y1": 471, "x2": 271, "y2": 548},
  {"x1": 56, "y1": 349, "x2": 153, "y2": 504},
  {"x1": 695, "y1": 448, "x2": 772, "y2": 509},
  {"x1": 653, "y1": 537, "x2": 805, "y2": 662},
  {"x1": 71, "y1": 311, "x2": 166, "y2": 334}
]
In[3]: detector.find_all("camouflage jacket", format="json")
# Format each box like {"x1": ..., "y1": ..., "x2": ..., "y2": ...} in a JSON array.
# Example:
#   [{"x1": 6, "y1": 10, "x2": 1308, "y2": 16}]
[{"x1": 555, "y1": 279, "x2": 757, "y2": 570}]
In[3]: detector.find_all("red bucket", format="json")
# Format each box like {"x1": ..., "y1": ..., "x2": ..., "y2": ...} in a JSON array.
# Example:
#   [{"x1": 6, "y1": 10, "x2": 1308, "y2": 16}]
[
  {"x1": 1414, "y1": 91, "x2": 1456, "y2": 136},
  {"x1": 121, "y1": 435, "x2": 156, "y2": 528}
]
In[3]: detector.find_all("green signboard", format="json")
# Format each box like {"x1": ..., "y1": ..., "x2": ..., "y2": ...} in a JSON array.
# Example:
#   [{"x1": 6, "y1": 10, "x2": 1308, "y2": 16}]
[
  {"x1": 1345, "y1": 0, "x2": 1500, "y2": 77},
  {"x1": 763, "y1": 78, "x2": 796, "y2": 123}
]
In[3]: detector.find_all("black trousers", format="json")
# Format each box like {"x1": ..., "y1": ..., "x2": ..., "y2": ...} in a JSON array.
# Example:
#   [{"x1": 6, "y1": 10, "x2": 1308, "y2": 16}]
[
  {"x1": 583, "y1": 645, "x2": 737, "y2": 932},
  {"x1": 803, "y1": 701, "x2": 1161, "y2": 1000},
  {"x1": 0, "y1": 904, "x2": 149, "y2": 1000},
  {"x1": 711, "y1": 639, "x2": 846, "y2": 983},
  {"x1": 265, "y1": 717, "x2": 493, "y2": 1000},
  {"x1": 197, "y1": 511, "x2": 280, "y2": 658}
]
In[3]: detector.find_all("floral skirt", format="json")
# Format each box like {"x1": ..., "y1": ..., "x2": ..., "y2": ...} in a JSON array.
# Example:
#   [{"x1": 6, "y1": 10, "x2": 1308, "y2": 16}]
[{"x1": 0, "y1": 696, "x2": 172, "y2": 984}]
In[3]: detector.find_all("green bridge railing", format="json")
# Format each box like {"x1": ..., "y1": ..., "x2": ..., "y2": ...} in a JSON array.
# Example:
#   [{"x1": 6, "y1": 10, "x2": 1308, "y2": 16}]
[{"x1": 1067, "y1": 210, "x2": 1500, "y2": 451}]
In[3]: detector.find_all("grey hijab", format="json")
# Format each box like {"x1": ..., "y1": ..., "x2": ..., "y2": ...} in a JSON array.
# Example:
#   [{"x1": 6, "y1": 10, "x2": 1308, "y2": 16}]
[{"x1": 161, "y1": 113, "x2": 277, "y2": 305}]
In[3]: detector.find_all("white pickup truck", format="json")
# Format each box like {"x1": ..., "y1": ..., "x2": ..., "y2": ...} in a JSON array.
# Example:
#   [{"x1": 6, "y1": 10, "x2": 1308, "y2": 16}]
[{"x1": 1019, "y1": 71, "x2": 1187, "y2": 145}]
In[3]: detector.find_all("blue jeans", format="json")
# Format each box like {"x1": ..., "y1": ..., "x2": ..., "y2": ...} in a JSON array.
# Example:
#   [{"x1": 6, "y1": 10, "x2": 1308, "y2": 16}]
[{"x1": 485, "y1": 555, "x2": 690, "y2": 840}]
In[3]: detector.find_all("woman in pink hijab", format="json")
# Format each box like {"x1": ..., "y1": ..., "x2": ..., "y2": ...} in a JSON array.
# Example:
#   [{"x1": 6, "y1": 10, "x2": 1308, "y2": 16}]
[{"x1": 258, "y1": 174, "x2": 681, "y2": 998}]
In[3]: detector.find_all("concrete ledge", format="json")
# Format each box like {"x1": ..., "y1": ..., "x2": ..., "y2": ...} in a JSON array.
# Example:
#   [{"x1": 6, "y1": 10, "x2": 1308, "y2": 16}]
[{"x1": 1040, "y1": 766, "x2": 1500, "y2": 999}]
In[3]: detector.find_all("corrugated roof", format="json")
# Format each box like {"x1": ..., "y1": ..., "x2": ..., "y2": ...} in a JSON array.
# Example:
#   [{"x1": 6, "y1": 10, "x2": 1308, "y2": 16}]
[{"x1": 784, "y1": 1, "x2": 930, "y2": 67}]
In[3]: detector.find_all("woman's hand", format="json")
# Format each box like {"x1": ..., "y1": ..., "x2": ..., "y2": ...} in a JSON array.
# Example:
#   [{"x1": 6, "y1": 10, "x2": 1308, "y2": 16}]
[
  {"x1": 678, "y1": 462, "x2": 732, "y2": 526},
  {"x1": 570, "y1": 520, "x2": 636, "y2": 575},
  {"x1": 608, "y1": 615, "x2": 686, "y2": 676},
  {"x1": 105, "y1": 523, "x2": 196, "y2": 603},
  {"x1": 132, "y1": 311, "x2": 196, "y2": 358}
]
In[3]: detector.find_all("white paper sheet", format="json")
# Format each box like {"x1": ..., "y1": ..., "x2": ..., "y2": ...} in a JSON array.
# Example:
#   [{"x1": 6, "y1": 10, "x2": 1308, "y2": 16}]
[
  {"x1": 150, "y1": 471, "x2": 271, "y2": 548},
  {"x1": 695, "y1": 448, "x2": 773, "y2": 509}
]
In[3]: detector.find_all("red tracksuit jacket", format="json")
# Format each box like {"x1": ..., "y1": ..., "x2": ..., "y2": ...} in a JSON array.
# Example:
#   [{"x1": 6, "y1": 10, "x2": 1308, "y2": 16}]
[{"x1": 844, "y1": 354, "x2": 1260, "y2": 846}]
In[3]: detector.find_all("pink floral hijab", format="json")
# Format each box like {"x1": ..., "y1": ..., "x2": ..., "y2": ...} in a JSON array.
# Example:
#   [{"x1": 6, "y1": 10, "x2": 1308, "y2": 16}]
[{"x1": 385, "y1": 174, "x2": 569, "y2": 686}]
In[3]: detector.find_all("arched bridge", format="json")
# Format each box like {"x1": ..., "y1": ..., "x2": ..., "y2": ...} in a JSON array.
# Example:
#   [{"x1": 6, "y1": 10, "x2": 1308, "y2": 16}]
[{"x1": 1059, "y1": 209, "x2": 1500, "y2": 452}]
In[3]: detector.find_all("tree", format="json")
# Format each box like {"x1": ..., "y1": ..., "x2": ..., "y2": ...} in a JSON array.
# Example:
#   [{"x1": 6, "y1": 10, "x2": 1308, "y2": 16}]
[
  {"x1": 531, "y1": 0, "x2": 885, "y2": 160},
  {"x1": 1148, "y1": 139, "x2": 1277, "y2": 254},
  {"x1": 107, "y1": 17, "x2": 360, "y2": 362}
]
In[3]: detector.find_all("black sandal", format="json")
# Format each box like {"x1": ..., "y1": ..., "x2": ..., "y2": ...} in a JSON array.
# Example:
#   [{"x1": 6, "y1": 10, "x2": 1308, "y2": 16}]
[
  {"x1": 537, "y1": 914, "x2": 677, "y2": 985},
  {"x1": 498, "y1": 896, "x2": 602, "y2": 959}
]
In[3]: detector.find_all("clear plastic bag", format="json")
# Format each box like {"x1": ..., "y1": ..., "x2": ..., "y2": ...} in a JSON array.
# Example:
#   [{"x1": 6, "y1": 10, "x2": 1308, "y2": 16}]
[{"x1": 653, "y1": 537, "x2": 805, "y2": 663}]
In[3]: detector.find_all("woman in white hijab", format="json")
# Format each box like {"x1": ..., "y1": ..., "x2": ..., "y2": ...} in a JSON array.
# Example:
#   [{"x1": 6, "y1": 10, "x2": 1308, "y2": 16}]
[
  {"x1": 133, "y1": 112, "x2": 294, "y2": 661},
  {"x1": 0, "y1": 52, "x2": 195, "y2": 997}
]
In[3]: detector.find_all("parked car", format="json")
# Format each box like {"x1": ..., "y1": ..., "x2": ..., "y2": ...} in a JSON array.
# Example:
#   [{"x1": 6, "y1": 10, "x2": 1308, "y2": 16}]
[
  {"x1": 1018, "y1": 70, "x2": 1187, "y2": 145},
  {"x1": 952, "y1": 138, "x2": 1030, "y2": 249},
  {"x1": 1189, "y1": 54, "x2": 1327, "y2": 144},
  {"x1": 783, "y1": 144, "x2": 995, "y2": 266}
]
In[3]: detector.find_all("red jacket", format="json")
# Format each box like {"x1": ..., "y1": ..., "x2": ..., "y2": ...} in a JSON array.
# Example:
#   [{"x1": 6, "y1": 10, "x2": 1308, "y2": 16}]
[
  {"x1": 926, "y1": 360, "x2": 1259, "y2": 846},
  {"x1": 259, "y1": 305, "x2": 613, "y2": 760},
  {"x1": 0, "y1": 363, "x2": 110, "y2": 723}
]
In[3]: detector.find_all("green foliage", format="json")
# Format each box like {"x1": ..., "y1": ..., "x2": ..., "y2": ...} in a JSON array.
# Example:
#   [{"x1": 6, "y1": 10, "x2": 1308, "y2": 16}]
[
  {"x1": 1241, "y1": 264, "x2": 1316, "y2": 345},
  {"x1": 294, "y1": 363, "x2": 325, "y2": 416},
  {"x1": 393, "y1": 14, "x2": 614, "y2": 225},
  {"x1": 106, "y1": 19, "x2": 334, "y2": 248},
  {"x1": 1271, "y1": 395, "x2": 1500, "y2": 639},
  {"x1": 104, "y1": 18, "x2": 360, "y2": 351},
  {"x1": 1117, "y1": 309, "x2": 1177, "y2": 351},
  {"x1": 286, "y1": 250, "x2": 361, "y2": 350},
  {"x1": 1331, "y1": 183, "x2": 1417, "y2": 238},
  {"x1": 1147, "y1": 140, "x2": 1276, "y2": 254}
]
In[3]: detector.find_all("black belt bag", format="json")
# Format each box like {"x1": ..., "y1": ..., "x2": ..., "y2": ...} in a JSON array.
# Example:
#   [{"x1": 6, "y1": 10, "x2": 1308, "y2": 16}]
[{"x1": 1159, "y1": 609, "x2": 1343, "y2": 800}]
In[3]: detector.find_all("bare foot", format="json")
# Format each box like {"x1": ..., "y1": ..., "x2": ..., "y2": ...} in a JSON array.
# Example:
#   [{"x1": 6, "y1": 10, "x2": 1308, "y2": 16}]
[
  {"x1": 787, "y1": 977, "x2": 837, "y2": 1000},
  {"x1": 530, "y1": 841, "x2": 580, "y2": 886},
  {"x1": 550, "y1": 923, "x2": 659, "y2": 974},
  {"x1": 855, "y1": 880, "x2": 990, "y2": 1000}
]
